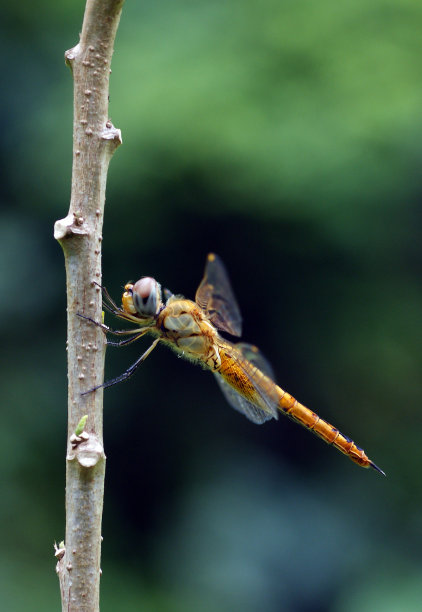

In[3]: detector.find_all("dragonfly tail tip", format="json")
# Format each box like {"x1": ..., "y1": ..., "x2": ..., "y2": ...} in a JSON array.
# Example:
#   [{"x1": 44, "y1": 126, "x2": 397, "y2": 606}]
[{"x1": 370, "y1": 461, "x2": 386, "y2": 477}]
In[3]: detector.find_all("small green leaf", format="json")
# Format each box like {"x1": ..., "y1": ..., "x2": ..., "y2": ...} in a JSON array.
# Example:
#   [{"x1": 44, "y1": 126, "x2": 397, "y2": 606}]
[{"x1": 75, "y1": 415, "x2": 88, "y2": 436}]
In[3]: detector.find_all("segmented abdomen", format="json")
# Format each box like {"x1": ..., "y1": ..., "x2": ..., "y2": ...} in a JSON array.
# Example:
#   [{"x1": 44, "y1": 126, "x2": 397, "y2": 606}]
[
  {"x1": 276, "y1": 387, "x2": 380, "y2": 471},
  {"x1": 217, "y1": 342, "x2": 384, "y2": 474}
]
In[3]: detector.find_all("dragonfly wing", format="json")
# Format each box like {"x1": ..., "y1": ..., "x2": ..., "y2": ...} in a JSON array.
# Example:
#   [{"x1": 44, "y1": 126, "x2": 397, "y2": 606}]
[
  {"x1": 195, "y1": 253, "x2": 242, "y2": 337},
  {"x1": 235, "y1": 342, "x2": 276, "y2": 381},
  {"x1": 214, "y1": 373, "x2": 275, "y2": 424},
  {"x1": 214, "y1": 342, "x2": 279, "y2": 424}
]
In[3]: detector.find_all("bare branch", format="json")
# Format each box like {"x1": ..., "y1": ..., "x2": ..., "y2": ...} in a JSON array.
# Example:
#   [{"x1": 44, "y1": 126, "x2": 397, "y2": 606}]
[{"x1": 54, "y1": 1, "x2": 125, "y2": 610}]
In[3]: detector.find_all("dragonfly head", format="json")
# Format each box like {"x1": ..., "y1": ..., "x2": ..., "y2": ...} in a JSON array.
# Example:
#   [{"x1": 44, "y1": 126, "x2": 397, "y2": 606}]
[{"x1": 122, "y1": 277, "x2": 162, "y2": 319}]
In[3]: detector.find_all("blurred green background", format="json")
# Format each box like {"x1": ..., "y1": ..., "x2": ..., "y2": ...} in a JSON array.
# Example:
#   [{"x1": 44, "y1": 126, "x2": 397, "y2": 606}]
[{"x1": 1, "y1": 1, "x2": 421, "y2": 610}]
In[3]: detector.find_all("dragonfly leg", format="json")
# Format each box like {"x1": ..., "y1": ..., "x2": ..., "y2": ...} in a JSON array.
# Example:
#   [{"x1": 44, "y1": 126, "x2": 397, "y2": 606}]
[
  {"x1": 77, "y1": 313, "x2": 152, "y2": 337},
  {"x1": 101, "y1": 284, "x2": 122, "y2": 311},
  {"x1": 101, "y1": 301, "x2": 122, "y2": 316},
  {"x1": 77, "y1": 313, "x2": 109, "y2": 333},
  {"x1": 81, "y1": 338, "x2": 160, "y2": 395},
  {"x1": 90, "y1": 281, "x2": 127, "y2": 316},
  {"x1": 106, "y1": 330, "x2": 150, "y2": 347}
]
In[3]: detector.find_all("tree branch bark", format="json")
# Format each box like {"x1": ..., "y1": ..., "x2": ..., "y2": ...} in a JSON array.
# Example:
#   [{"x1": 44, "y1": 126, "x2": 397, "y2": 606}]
[{"x1": 54, "y1": 1, "x2": 125, "y2": 610}]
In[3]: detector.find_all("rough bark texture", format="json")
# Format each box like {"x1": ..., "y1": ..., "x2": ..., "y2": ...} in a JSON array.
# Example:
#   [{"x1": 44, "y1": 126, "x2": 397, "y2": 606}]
[{"x1": 54, "y1": 1, "x2": 124, "y2": 610}]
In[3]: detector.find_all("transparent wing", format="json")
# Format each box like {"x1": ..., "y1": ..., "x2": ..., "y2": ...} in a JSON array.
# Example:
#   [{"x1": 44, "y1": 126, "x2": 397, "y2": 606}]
[
  {"x1": 195, "y1": 253, "x2": 242, "y2": 337},
  {"x1": 214, "y1": 342, "x2": 278, "y2": 424},
  {"x1": 214, "y1": 374, "x2": 274, "y2": 424},
  {"x1": 235, "y1": 342, "x2": 276, "y2": 381}
]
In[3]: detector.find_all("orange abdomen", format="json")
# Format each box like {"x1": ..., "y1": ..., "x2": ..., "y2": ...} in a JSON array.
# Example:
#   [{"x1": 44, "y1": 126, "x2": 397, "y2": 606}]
[
  {"x1": 217, "y1": 347, "x2": 384, "y2": 474},
  {"x1": 276, "y1": 387, "x2": 383, "y2": 473}
]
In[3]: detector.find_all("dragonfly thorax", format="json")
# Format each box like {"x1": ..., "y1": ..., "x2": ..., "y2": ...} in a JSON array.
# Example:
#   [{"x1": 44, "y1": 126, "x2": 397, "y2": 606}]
[
  {"x1": 160, "y1": 299, "x2": 203, "y2": 337},
  {"x1": 157, "y1": 298, "x2": 220, "y2": 366}
]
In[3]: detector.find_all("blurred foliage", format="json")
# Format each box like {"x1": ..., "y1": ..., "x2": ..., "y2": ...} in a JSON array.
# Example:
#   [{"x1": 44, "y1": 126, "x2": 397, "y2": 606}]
[{"x1": 1, "y1": 0, "x2": 421, "y2": 610}]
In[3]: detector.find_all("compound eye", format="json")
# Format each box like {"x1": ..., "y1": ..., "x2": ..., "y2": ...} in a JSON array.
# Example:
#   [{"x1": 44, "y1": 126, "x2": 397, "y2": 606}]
[{"x1": 132, "y1": 277, "x2": 160, "y2": 317}]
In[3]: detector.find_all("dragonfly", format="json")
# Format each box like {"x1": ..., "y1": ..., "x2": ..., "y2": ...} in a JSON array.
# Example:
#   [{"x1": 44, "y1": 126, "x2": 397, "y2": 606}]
[{"x1": 81, "y1": 253, "x2": 385, "y2": 475}]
